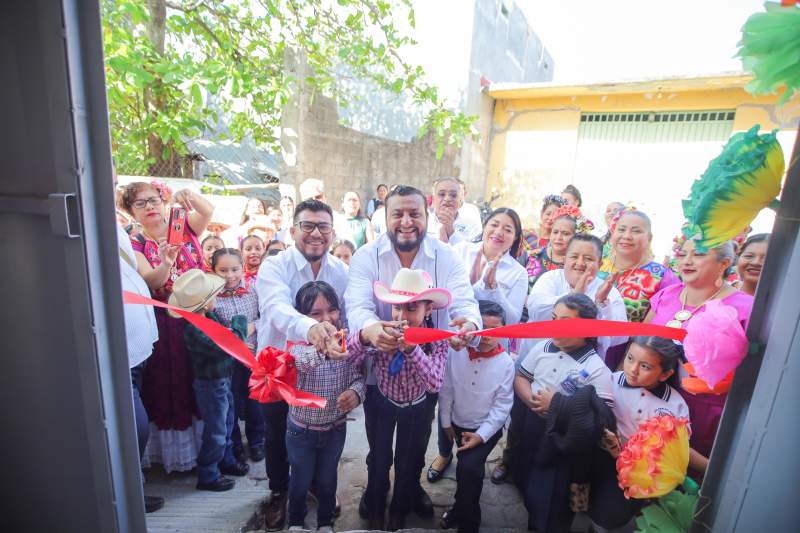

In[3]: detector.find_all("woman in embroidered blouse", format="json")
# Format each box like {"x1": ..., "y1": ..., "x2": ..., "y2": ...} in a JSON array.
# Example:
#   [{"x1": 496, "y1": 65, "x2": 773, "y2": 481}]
[
  {"x1": 517, "y1": 195, "x2": 566, "y2": 261},
  {"x1": 121, "y1": 181, "x2": 214, "y2": 472},
  {"x1": 645, "y1": 238, "x2": 753, "y2": 477},
  {"x1": 524, "y1": 205, "x2": 592, "y2": 291}
]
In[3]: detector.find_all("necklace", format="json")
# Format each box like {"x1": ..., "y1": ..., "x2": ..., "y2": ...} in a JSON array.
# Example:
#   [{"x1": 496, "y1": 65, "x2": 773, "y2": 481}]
[
  {"x1": 547, "y1": 244, "x2": 565, "y2": 264},
  {"x1": 141, "y1": 224, "x2": 179, "y2": 282},
  {"x1": 665, "y1": 286, "x2": 724, "y2": 328}
]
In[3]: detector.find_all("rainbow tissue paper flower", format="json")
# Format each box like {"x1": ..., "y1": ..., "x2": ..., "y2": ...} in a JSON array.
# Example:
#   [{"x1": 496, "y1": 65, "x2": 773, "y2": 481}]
[{"x1": 617, "y1": 416, "x2": 690, "y2": 499}]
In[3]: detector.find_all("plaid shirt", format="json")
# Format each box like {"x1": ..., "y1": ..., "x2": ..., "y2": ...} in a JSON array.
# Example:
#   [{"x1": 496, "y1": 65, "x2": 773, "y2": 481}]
[
  {"x1": 213, "y1": 281, "x2": 259, "y2": 350},
  {"x1": 347, "y1": 331, "x2": 448, "y2": 403},
  {"x1": 289, "y1": 342, "x2": 366, "y2": 427}
]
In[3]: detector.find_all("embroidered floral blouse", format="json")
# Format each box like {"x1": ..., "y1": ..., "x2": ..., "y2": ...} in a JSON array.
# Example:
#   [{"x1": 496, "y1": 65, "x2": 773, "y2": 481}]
[
  {"x1": 131, "y1": 226, "x2": 203, "y2": 301},
  {"x1": 609, "y1": 261, "x2": 680, "y2": 323}
]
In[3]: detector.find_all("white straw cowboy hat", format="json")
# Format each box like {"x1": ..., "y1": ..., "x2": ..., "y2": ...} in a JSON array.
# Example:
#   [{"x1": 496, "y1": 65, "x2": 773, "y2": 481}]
[
  {"x1": 373, "y1": 268, "x2": 452, "y2": 309},
  {"x1": 167, "y1": 269, "x2": 226, "y2": 318}
]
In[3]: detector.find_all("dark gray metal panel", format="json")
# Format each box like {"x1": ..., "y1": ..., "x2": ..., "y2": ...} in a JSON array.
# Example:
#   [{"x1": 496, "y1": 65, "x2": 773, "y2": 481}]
[
  {"x1": 692, "y1": 129, "x2": 800, "y2": 532},
  {"x1": 0, "y1": 1, "x2": 145, "y2": 531}
]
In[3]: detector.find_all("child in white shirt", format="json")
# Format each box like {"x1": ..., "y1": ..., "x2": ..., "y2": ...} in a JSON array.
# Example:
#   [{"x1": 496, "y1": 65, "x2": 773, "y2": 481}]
[{"x1": 438, "y1": 301, "x2": 515, "y2": 533}]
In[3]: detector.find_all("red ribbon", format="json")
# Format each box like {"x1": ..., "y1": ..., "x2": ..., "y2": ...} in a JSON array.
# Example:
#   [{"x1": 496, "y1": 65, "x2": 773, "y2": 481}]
[
  {"x1": 122, "y1": 290, "x2": 326, "y2": 408},
  {"x1": 402, "y1": 318, "x2": 687, "y2": 345}
]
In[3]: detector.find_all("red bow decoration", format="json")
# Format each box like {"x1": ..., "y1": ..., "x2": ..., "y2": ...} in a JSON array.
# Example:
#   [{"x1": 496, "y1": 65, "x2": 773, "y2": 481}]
[
  {"x1": 218, "y1": 286, "x2": 249, "y2": 297},
  {"x1": 467, "y1": 345, "x2": 505, "y2": 360},
  {"x1": 122, "y1": 290, "x2": 326, "y2": 408},
  {"x1": 402, "y1": 318, "x2": 687, "y2": 344}
]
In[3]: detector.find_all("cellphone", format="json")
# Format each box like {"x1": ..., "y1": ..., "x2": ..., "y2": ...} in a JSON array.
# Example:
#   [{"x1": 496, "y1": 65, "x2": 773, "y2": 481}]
[{"x1": 167, "y1": 207, "x2": 187, "y2": 245}]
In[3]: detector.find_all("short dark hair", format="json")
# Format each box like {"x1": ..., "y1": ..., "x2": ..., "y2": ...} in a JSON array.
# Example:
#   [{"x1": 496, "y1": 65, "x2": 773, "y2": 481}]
[
  {"x1": 331, "y1": 239, "x2": 356, "y2": 254},
  {"x1": 294, "y1": 280, "x2": 340, "y2": 317},
  {"x1": 293, "y1": 199, "x2": 334, "y2": 224},
  {"x1": 739, "y1": 233, "x2": 770, "y2": 256},
  {"x1": 629, "y1": 336, "x2": 684, "y2": 388},
  {"x1": 562, "y1": 184, "x2": 582, "y2": 207},
  {"x1": 377, "y1": 183, "x2": 388, "y2": 191},
  {"x1": 555, "y1": 293, "x2": 598, "y2": 319},
  {"x1": 479, "y1": 300, "x2": 506, "y2": 326},
  {"x1": 201, "y1": 235, "x2": 224, "y2": 247},
  {"x1": 210, "y1": 248, "x2": 243, "y2": 270},
  {"x1": 567, "y1": 234, "x2": 603, "y2": 259},
  {"x1": 480, "y1": 207, "x2": 523, "y2": 258},
  {"x1": 384, "y1": 185, "x2": 428, "y2": 213}
]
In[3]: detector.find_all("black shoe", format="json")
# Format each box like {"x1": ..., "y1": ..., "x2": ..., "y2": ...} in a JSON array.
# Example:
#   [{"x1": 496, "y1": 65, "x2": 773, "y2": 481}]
[
  {"x1": 358, "y1": 490, "x2": 369, "y2": 519},
  {"x1": 249, "y1": 444, "x2": 265, "y2": 462},
  {"x1": 233, "y1": 446, "x2": 247, "y2": 463},
  {"x1": 197, "y1": 476, "x2": 235, "y2": 492},
  {"x1": 427, "y1": 454, "x2": 453, "y2": 483},
  {"x1": 367, "y1": 512, "x2": 385, "y2": 531},
  {"x1": 387, "y1": 511, "x2": 406, "y2": 531},
  {"x1": 440, "y1": 508, "x2": 458, "y2": 529},
  {"x1": 490, "y1": 461, "x2": 508, "y2": 485},
  {"x1": 144, "y1": 495, "x2": 165, "y2": 513},
  {"x1": 414, "y1": 487, "x2": 434, "y2": 518},
  {"x1": 220, "y1": 461, "x2": 250, "y2": 477}
]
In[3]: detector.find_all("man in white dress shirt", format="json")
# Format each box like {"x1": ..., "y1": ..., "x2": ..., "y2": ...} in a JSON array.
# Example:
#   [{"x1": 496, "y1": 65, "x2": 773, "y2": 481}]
[
  {"x1": 254, "y1": 199, "x2": 349, "y2": 531},
  {"x1": 118, "y1": 206, "x2": 163, "y2": 513},
  {"x1": 427, "y1": 177, "x2": 483, "y2": 245},
  {"x1": 345, "y1": 184, "x2": 482, "y2": 521}
]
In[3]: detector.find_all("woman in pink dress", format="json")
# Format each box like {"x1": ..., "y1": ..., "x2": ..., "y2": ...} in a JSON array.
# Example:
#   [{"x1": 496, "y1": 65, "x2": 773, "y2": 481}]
[
  {"x1": 645, "y1": 237, "x2": 753, "y2": 477},
  {"x1": 120, "y1": 181, "x2": 215, "y2": 472}
]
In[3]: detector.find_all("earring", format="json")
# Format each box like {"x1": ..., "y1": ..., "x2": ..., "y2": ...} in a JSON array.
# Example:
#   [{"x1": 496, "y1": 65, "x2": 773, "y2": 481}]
[{"x1": 715, "y1": 277, "x2": 723, "y2": 289}]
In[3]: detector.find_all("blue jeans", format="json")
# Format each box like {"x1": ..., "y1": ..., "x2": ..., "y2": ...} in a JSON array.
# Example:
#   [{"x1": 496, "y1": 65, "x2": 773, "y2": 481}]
[
  {"x1": 193, "y1": 377, "x2": 236, "y2": 484},
  {"x1": 231, "y1": 361, "x2": 266, "y2": 450},
  {"x1": 131, "y1": 365, "x2": 149, "y2": 458},
  {"x1": 285, "y1": 419, "x2": 347, "y2": 527}
]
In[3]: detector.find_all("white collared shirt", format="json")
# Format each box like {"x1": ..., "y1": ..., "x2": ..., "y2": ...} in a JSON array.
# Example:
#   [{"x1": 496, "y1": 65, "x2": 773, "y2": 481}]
[
  {"x1": 525, "y1": 269, "x2": 629, "y2": 357},
  {"x1": 426, "y1": 209, "x2": 483, "y2": 245},
  {"x1": 255, "y1": 245, "x2": 349, "y2": 352},
  {"x1": 117, "y1": 224, "x2": 158, "y2": 368},
  {"x1": 611, "y1": 371, "x2": 689, "y2": 440},
  {"x1": 439, "y1": 347, "x2": 514, "y2": 443},
  {"x1": 453, "y1": 241, "x2": 529, "y2": 325},
  {"x1": 345, "y1": 233, "x2": 482, "y2": 333},
  {"x1": 518, "y1": 339, "x2": 614, "y2": 404}
]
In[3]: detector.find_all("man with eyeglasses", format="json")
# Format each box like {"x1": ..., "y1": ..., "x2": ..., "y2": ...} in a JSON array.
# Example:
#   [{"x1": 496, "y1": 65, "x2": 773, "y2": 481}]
[{"x1": 254, "y1": 198, "x2": 349, "y2": 531}]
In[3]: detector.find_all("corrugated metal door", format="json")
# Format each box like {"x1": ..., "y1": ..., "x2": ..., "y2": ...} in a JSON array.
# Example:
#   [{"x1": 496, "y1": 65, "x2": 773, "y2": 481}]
[{"x1": 572, "y1": 110, "x2": 734, "y2": 258}]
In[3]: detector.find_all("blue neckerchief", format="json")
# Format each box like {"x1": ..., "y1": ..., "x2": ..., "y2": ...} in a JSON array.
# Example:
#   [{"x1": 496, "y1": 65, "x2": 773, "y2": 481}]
[{"x1": 388, "y1": 350, "x2": 405, "y2": 376}]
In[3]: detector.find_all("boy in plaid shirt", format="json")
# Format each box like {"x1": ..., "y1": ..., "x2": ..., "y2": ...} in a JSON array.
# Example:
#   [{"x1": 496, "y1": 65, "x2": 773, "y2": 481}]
[{"x1": 285, "y1": 281, "x2": 364, "y2": 533}]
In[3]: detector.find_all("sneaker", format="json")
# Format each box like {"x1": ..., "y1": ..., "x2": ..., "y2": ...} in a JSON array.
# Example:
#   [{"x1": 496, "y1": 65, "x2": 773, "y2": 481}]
[
  {"x1": 318, "y1": 526, "x2": 335, "y2": 533},
  {"x1": 288, "y1": 526, "x2": 304, "y2": 531}
]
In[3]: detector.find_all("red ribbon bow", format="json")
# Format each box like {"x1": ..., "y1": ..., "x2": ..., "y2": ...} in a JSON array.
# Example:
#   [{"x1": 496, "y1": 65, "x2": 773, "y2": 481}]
[{"x1": 122, "y1": 290, "x2": 326, "y2": 408}]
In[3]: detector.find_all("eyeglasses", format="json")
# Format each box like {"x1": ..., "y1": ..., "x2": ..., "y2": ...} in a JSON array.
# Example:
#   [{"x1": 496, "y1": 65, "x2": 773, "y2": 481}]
[
  {"x1": 131, "y1": 196, "x2": 163, "y2": 209},
  {"x1": 295, "y1": 221, "x2": 333, "y2": 234}
]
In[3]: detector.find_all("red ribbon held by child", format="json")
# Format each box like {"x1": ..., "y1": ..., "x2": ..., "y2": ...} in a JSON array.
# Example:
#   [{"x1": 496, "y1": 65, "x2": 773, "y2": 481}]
[
  {"x1": 402, "y1": 318, "x2": 687, "y2": 344},
  {"x1": 122, "y1": 291, "x2": 326, "y2": 408}
]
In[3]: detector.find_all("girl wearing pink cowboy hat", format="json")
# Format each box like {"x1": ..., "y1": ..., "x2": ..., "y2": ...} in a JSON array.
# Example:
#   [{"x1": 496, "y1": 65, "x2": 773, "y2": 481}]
[{"x1": 345, "y1": 268, "x2": 451, "y2": 530}]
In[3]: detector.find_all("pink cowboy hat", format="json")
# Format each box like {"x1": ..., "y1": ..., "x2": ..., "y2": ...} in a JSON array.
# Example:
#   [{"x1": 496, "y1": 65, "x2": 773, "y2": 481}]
[{"x1": 373, "y1": 268, "x2": 451, "y2": 309}]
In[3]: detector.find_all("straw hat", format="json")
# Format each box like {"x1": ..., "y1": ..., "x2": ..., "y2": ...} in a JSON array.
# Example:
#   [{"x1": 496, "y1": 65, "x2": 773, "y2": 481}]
[
  {"x1": 167, "y1": 269, "x2": 226, "y2": 318},
  {"x1": 373, "y1": 268, "x2": 451, "y2": 309}
]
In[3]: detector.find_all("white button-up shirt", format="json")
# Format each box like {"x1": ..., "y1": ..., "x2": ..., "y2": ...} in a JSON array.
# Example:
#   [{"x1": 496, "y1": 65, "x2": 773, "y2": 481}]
[
  {"x1": 345, "y1": 233, "x2": 482, "y2": 333},
  {"x1": 117, "y1": 224, "x2": 158, "y2": 368},
  {"x1": 526, "y1": 269, "x2": 628, "y2": 357},
  {"x1": 610, "y1": 371, "x2": 689, "y2": 440},
  {"x1": 426, "y1": 209, "x2": 483, "y2": 245},
  {"x1": 255, "y1": 245, "x2": 349, "y2": 352},
  {"x1": 453, "y1": 241, "x2": 529, "y2": 325},
  {"x1": 439, "y1": 347, "x2": 514, "y2": 443}
]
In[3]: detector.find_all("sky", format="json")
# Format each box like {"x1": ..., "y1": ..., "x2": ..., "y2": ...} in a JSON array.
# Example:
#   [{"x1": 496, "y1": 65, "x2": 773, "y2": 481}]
[{"x1": 517, "y1": 0, "x2": 767, "y2": 83}]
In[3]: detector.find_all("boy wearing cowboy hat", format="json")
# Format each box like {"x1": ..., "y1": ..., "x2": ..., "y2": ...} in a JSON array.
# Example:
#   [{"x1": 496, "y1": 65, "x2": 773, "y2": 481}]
[
  {"x1": 345, "y1": 268, "x2": 451, "y2": 530},
  {"x1": 173, "y1": 269, "x2": 250, "y2": 491}
]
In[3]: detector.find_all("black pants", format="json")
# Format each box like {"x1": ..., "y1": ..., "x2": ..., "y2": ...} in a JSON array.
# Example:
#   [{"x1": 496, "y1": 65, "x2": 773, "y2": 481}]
[
  {"x1": 363, "y1": 384, "x2": 379, "y2": 469},
  {"x1": 502, "y1": 395, "x2": 527, "y2": 466},
  {"x1": 131, "y1": 365, "x2": 149, "y2": 459},
  {"x1": 452, "y1": 425, "x2": 502, "y2": 533},
  {"x1": 365, "y1": 391, "x2": 436, "y2": 516},
  {"x1": 231, "y1": 361, "x2": 266, "y2": 451},
  {"x1": 262, "y1": 400, "x2": 289, "y2": 492}
]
